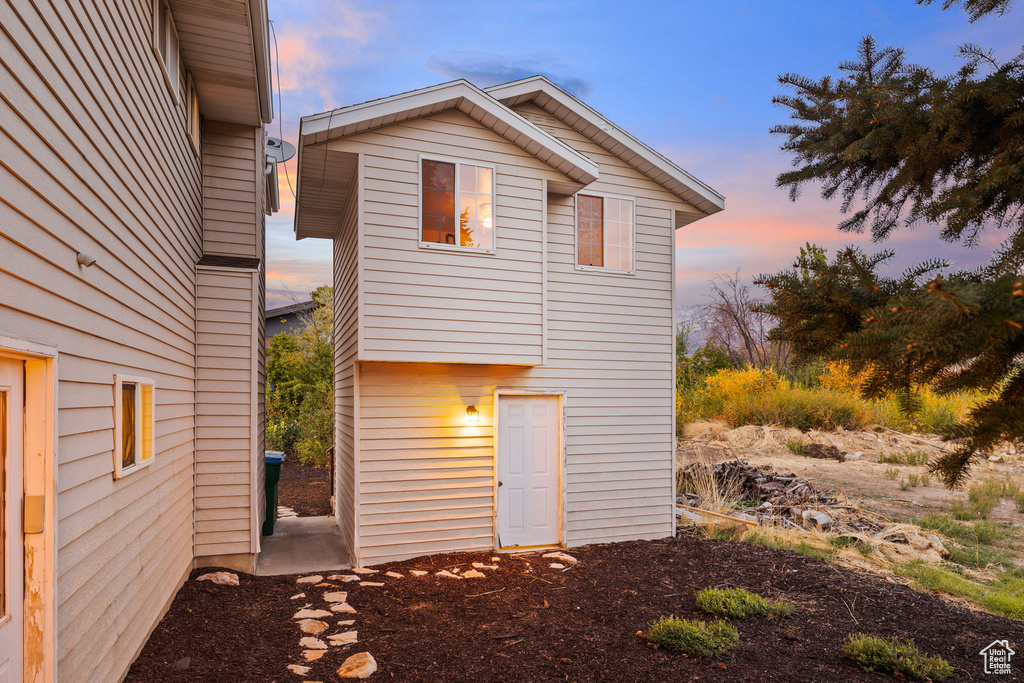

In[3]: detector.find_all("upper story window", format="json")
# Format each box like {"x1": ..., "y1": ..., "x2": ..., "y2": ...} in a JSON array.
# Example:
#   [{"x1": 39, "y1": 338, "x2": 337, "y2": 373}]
[
  {"x1": 577, "y1": 194, "x2": 635, "y2": 272},
  {"x1": 114, "y1": 375, "x2": 156, "y2": 479},
  {"x1": 152, "y1": 0, "x2": 180, "y2": 102},
  {"x1": 421, "y1": 157, "x2": 495, "y2": 251}
]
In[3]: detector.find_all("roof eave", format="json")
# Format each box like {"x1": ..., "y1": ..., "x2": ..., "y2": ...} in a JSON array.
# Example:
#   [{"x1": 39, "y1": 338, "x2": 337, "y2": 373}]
[{"x1": 485, "y1": 76, "x2": 725, "y2": 217}]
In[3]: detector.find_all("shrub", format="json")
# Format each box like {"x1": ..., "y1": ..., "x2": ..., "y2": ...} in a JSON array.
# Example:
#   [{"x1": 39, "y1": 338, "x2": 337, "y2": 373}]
[
  {"x1": 695, "y1": 587, "x2": 793, "y2": 619},
  {"x1": 721, "y1": 385, "x2": 867, "y2": 431},
  {"x1": 843, "y1": 633, "x2": 954, "y2": 681},
  {"x1": 885, "y1": 467, "x2": 900, "y2": 480},
  {"x1": 785, "y1": 439, "x2": 807, "y2": 455},
  {"x1": 1014, "y1": 491, "x2": 1024, "y2": 513},
  {"x1": 878, "y1": 450, "x2": 930, "y2": 466},
  {"x1": 644, "y1": 617, "x2": 739, "y2": 657}
]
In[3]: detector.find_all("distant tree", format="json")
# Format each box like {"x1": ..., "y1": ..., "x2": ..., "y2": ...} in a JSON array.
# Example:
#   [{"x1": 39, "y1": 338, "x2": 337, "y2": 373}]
[
  {"x1": 701, "y1": 272, "x2": 788, "y2": 369},
  {"x1": 763, "y1": 1, "x2": 1024, "y2": 487},
  {"x1": 266, "y1": 286, "x2": 333, "y2": 466}
]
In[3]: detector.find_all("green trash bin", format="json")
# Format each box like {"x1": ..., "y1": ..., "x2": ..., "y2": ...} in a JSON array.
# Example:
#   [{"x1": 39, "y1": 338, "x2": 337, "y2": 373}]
[{"x1": 262, "y1": 451, "x2": 285, "y2": 536}]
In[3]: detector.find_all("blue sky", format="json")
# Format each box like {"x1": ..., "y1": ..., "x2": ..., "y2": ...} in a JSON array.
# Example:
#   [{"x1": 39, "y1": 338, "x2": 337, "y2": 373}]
[{"x1": 265, "y1": 0, "x2": 1023, "y2": 309}]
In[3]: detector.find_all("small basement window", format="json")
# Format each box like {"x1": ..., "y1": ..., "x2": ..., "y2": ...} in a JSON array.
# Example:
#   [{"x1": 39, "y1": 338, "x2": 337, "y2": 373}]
[
  {"x1": 420, "y1": 157, "x2": 495, "y2": 251},
  {"x1": 114, "y1": 375, "x2": 156, "y2": 479},
  {"x1": 152, "y1": 0, "x2": 180, "y2": 102},
  {"x1": 576, "y1": 194, "x2": 635, "y2": 272}
]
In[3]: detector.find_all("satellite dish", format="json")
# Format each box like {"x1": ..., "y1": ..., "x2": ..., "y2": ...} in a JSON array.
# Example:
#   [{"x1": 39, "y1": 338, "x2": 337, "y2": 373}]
[{"x1": 266, "y1": 137, "x2": 296, "y2": 163}]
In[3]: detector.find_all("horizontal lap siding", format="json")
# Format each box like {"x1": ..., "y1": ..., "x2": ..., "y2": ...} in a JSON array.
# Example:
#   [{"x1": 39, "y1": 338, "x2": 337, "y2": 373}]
[
  {"x1": 0, "y1": 0, "x2": 200, "y2": 679},
  {"x1": 351, "y1": 103, "x2": 679, "y2": 563},
  {"x1": 331, "y1": 110, "x2": 561, "y2": 366},
  {"x1": 202, "y1": 121, "x2": 258, "y2": 258},
  {"x1": 195, "y1": 269, "x2": 256, "y2": 557},
  {"x1": 334, "y1": 185, "x2": 358, "y2": 562},
  {"x1": 515, "y1": 103, "x2": 676, "y2": 546}
]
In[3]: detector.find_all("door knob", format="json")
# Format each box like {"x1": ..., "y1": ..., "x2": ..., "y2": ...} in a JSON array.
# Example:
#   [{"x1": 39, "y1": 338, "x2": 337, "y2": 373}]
[{"x1": 498, "y1": 481, "x2": 503, "y2": 487}]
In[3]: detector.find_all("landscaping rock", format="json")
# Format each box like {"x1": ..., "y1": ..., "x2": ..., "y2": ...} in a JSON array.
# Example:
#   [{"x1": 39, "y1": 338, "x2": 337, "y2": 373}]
[
  {"x1": 436, "y1": 570, "x2": 462, "y2": 579},
  {"x1": 339, "y1": 575, "x2": 361, "y2": 582},
  {"x1": 290, "y1": 593, "x2": 306, "y2": 600},
  {"x1": 351, "y1": 567, "x2": 378, "y2": 575},
  {"x1": 472, "y1": 562, "x2": 499, "y2": 570},
  {"x1": 303, "y1": 649, "x2": 326, "y2": 662},
  {"x1": 462, "y1": 569, "x2": 486, "y2": 578},
  {"x1": 297, "y1": 575, "x2": 324, "y2": 584},
  {"x1": 385, "y1": 571, "x2": 404, "y2": 579},
  {"x1": 299, "y1": 637, "x2": 327, "y2": 650},
  {"x1": 287, "y1": 664, "x2": 311, "y2": 675},
  {"x1": 297, "y1": 619, "x2": 329, "y2": 635},
  {"x1": 359, "y1": 581, "x2": 385, "y2": 587},
  {"x1": 410, "y1": 570, "x2": 428, "y2": 577},
  {"x1": 549, "y1": 563, "x2": 566, "y2": 570},
  {"x1": 337, "y1": 652, "x2": 377, "y2": 679},
  {"x1": 293, "y1": 609, "x2": 333, "y2": 619},
  {"x1": 196, "y1": 572, "x2": 239, "y2": 586},
  {"x1": 328, "y1": 630, "x2": 358, "y2": 646},
  {"x1": 338, "y1": 619, "x2": 355, "y2": 626},
  {"x1": 323, "y1": 591, "x2": 348, "y2": 603},
  {"x1": 331, "y1": 603, "x2": 357, "y2": 613},
  {"x1": 542, "y1": 552, "x2": 577, "y2": 565}
]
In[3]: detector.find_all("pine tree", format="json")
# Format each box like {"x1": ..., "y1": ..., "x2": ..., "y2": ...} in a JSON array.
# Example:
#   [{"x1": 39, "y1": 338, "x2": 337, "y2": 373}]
[{"x1": 762, "y1": 2, "x2": 1024, "y2": 486}]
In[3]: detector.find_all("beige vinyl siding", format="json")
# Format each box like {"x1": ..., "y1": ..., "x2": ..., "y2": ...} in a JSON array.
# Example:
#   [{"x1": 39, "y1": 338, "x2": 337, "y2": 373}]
[
  {"x1": 333, "y1": 182, "x2": 359, "y2": 561},
  {"x1": 0, "y1": 0, "x2": 200, "y2": 679},
  {"x1": 327, "y1": 109, "x2": 571, "y2": 366},
  {"x1": 347, "y1": 103, "x2": 681, "y2": 564},
  {"x1": 194, "y1": 268, "x2": 259, "y2": 558},
  {"x1": 201, "y1": 120, "x2": 259, "y2": 258}
]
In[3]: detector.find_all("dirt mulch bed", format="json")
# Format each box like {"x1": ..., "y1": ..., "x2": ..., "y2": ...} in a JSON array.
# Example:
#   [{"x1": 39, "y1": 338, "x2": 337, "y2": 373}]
[
  {"x1": 126, "y1": 533, "x2": 1023, "y2": 682},
  {"x1": 277, "y1": 457, "x2": 331, "y2": 517}
]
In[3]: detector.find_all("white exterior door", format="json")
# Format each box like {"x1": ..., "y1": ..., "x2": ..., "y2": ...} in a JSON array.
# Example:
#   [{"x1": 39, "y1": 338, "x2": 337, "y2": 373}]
[
  {"x1": 0, "y1": 359, "x2": 24, "y2": 682},
  {"x1": 497, "y1": 394, "x2": 560, "y2": 549}
]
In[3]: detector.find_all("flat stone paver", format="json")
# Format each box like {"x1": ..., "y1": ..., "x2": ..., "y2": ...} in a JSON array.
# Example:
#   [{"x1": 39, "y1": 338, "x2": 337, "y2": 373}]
[{"x1": 256, "y1": 516, "x2": 350, "y2": 576}]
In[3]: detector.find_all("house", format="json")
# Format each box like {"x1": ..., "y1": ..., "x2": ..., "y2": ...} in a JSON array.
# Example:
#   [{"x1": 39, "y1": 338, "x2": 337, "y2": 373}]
[
  {"x1": 292, "y1": 77, "x2": 724, "y2": 566},
  {"x1": 0, "y1": 0, "x2": 273, "y2": 678},
  {"x1": 266, "y1": 300, "x2": 317, "y2": 343}
]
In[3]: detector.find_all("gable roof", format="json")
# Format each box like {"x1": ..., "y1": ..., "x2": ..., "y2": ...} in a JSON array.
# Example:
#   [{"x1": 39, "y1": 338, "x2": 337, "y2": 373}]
[
  {"x1": 266, "y1": 300, "x2": 316, "y2": 318},
  {"x1": 485, "y1": 76, "x2": 725, "y2": 218},
  {"x1": 294, "y1": 79, "x2": 599, "y2": 239}
]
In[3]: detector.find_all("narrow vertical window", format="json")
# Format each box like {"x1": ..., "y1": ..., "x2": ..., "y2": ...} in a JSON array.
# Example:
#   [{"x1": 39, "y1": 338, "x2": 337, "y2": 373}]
[
  {"x1": 153, "y1": 0, "x2": 181, "y2": 102},
  {"x1": 421, "y1": 158, "x2": 495, "y2": 250},
  {"x1": 576, "y1": 194, "x2": 635, "y2": 271},
  {"x1": 121, "y1": 383, "x2": 137, "y2": 470},
  {"x1": 422, "y1": 159, "x2": 456, "y2": 245},
  {"x1": 187, "y1": 76, "x2": 200, "y2": 150},
  {"x1": 114, "y1": 375, "x2": 156, "y2": 478},
  {"x1": 577, "y1": 194, "x2": 604, "y2": 267}
]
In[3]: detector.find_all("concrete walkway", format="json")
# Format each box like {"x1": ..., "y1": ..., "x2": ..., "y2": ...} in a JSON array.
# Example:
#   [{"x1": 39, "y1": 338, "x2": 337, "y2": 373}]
[{"x1": 256, "y1": 515, "x2": 350, "y2": 576}]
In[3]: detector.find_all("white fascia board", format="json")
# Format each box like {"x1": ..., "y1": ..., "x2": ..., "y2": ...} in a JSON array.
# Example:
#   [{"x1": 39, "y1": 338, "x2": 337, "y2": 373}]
[
  {"x1": 298, "y1": 79, "x2": 599, "y2": 185},
  {"x1": 486, "y1": 76, "x2": 725, "y2": 215}
]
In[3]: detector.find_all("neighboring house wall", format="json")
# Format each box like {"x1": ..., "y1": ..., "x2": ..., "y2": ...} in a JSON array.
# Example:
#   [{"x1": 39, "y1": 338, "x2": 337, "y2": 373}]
[
  {"x1": 194, "y1": 119, "x2": 267, "y2": 570},
  {"x1": 0, "y1": 2, "x2": 201, "y2": 679},
  {"x1": 329, "y1": 107, "x2": 687, "y2": 565},
  {"x1": 194, "y1": 266, "x2": 262, "y2": 566},
  {"x1": 333, "y1": 190, "x2": 360, "y2": 562}
]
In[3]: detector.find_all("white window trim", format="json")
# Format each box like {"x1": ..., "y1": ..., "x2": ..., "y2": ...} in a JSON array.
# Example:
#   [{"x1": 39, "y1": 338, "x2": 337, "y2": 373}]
[
  {"x1": 417, "y1": 153, "x2": 498, "y2": 255},
  {"x1": 573, "y1": 191, "x2": 637, "y2": 276},
  {"x1": 113, "y1": 374, "x2": 155, "y2": 479},
  {"x1": 152, "y1": 0, "x2": 181, "y2": 104}
]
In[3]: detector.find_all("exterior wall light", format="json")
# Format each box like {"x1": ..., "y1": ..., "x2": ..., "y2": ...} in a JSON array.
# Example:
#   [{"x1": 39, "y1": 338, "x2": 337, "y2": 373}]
[{"x1": 466, "y1": 405, "x2": 479, "y2": 424}]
